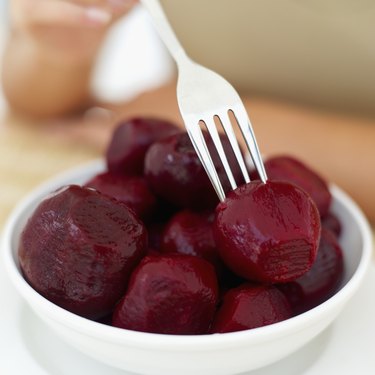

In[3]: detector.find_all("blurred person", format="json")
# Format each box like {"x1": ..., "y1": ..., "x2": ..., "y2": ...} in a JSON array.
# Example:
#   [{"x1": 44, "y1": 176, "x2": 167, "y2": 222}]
[
  {"x1": 2, "y1": 0, "x2": 139, "y2": 117},
  {"x1": 2, "y1": 0, "x2": 375, "y2": 222}
]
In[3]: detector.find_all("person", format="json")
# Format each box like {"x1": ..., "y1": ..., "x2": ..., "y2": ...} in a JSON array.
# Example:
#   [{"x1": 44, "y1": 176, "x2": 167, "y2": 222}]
[
  {"x1": 2, "y1": 0, "x2": 375, "y2": 223},
  {"x1": 2, "y1": 0, "x2": 139, "y2": 117}
]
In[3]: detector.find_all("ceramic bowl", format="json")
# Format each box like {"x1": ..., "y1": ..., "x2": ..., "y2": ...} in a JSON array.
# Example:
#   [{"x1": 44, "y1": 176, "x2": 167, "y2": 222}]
[{"x1": 1, "y1": 160, "x2": 372, "y2": 375}]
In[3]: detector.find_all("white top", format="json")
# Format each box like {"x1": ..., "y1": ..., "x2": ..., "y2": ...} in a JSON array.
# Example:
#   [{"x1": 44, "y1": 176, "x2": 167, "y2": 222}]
[{"x1": 92, "y1": 5, "x2": 175, "y2": 103}]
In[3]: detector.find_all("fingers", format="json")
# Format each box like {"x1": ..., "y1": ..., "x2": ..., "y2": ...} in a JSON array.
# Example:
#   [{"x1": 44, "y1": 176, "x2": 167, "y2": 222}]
[
  {"x1": 28, "y1": 1, "x2": 112, "y2": 28},
  {"x1": 8, "y1": 0, "x2": 139, "y2": 62}
]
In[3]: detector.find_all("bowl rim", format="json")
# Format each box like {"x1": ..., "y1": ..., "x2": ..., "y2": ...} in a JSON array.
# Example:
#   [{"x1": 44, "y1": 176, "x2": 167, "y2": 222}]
[{"x1": 1, "y1": 159, "x2": 373, "y2": 351}]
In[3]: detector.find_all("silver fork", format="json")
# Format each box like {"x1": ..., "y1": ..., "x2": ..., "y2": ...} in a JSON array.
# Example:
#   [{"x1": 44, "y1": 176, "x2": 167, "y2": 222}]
[{"x1": 141, "y1": 0, "x2": 267, "y2": 201}]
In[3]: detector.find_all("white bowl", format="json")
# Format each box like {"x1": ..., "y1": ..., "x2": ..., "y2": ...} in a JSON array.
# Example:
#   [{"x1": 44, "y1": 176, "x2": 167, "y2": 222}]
[{"x1": 1, "y1": 160, "x2": 373, "y2": 375}]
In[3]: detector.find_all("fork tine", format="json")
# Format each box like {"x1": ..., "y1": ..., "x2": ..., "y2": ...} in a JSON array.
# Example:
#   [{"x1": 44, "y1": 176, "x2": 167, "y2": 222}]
[
  {"x1": 218, "y1": 111, "x2": 250, "y2": 184},
  {"x1": 204, "y1": 116, "x2": 237, "y2": 191},
  {"x1": 185, "y1": 119, "x2": 226, "y2": 202},
  {"x1": 232, "y1": 104, "x2": 268, "y2": 183}
]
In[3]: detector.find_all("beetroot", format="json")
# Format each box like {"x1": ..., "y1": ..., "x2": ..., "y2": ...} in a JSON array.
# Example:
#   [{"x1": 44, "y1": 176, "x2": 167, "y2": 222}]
[
  {"x1": 214, "y1": 181, "x2": 321, "y2": 283},
  {"x1": 85, "y1": 172, "x2": 157, "y2": 221},
  {"x1": 256, "y1": 155, "x2": 332, "y2": 217},
  {"x1": 144, "y1": 132, "x2": 244, "y2": 209},
  {"x1": 18, "y1": 119, "x2": 344, "y2": 335},
  {"x1": 106, "y1": 117, "x2": 181, "y2": 176},
  {"x1": 18, "y1": 185, "x2": 147, "y2": 320},
  {"x1": 160, "y1": 210, "x2": 221, "y2": 269},
  {"x1": 211, "y1": 284, "x2": 292, "y2": 333},
  {"x1": 112, "y1": 254, "x2": 218, "y2": 334},
  {"x1": 278, "y1": 229, "x2": 344, "y2": 314}
]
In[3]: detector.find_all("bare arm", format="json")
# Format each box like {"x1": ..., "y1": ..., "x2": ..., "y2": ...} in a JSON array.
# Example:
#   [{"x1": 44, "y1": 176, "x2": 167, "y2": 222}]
[{"x1": 2, "y1": 0, "x2": 136, "y2": 118}]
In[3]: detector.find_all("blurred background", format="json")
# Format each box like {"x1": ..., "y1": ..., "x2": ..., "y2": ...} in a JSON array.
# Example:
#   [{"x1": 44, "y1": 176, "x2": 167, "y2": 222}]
[
  {"x1": 0, "y1": 0, "x2": 8, "y2": 115},
  {"x1": 163, "y1": 0, "x2": 375, "y2": 116},
  {"x1": 1, "y1": 1, "x2": 375, "y2": 115}
]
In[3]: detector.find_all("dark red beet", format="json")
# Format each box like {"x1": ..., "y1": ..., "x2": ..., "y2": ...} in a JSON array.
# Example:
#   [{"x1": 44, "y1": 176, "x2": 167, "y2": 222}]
[
  {"x1": 278, "y1": 229, "x2": 344, "y2": 314},
  {"x1": 18, "y1": 185, "x2": 147, "y2": 320},
  {"x1": 255, "y1": 155, "x2": 332, "y2": 217},
  {"x1": 85, "y1": 172, "x2": 157, "y2": 221},
  {"x1": 151, "y1": 197, "x2": 179, "y2": 223},
  {"x1": 218, "y1": 266, "x2": 247, "y2": 297},
  {"x1": 160, "y1": 210, "x2": 221, "y2": 270},
  {"x1": 144, "y1": 131, "x2": 244, "y2": 209},
  {"x1": 146, "y1": 222, "x2": 166, "y2": 250},
  {"x1": 214, "y1": 181, "x2": 321, "y2": 283},
  {"x1": 112, "y1": 254, "x2": 218, "y2": 335},
  {"x1": 146, "y1": 248, "x2": 160, "y2": 256},
  {"x1": 322, "y1": 212, "x2": 342, "y2": 237},
  {"x1": 97, "y1": 314, "x2": 113, "y2": 326},
  {"x1": 211, "y1": 284, "x2": 292, "y2": 333},
  {"x1": 145, "y1": 199, "x2": 181, "y2": 251},
  {"x1": 106, "y1": 117, "x2": 181, "y2": 175}
]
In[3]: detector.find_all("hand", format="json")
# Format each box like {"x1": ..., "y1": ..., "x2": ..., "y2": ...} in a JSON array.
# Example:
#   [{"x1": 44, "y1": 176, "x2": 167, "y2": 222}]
[{"x1": 10, "y1": 0, "x2": 137, "y2": 62}]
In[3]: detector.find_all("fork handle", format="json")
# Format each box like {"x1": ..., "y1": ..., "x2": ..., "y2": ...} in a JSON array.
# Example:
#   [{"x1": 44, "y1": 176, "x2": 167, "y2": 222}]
[{"x1": 140, "y1": 0, "x2": 187, "y2": 64}]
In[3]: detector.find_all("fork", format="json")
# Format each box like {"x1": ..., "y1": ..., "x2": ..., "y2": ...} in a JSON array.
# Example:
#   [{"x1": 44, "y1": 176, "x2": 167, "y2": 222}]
[{"x1": 141, "y1": 0, "x2": 267, "y2": 201}]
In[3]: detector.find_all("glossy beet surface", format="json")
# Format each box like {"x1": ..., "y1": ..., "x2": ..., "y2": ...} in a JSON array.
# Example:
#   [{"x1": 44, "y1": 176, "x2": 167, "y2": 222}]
[
  {"x1": 211, "y1": 284, "x2": 292, "y2": 333},
  {"x1": 144, "y1": 132, "x2": 244, "y2": 209},
  {"x1": 214, "y1": 181, "x2": 321, "y2": 283},
  {"x1": 258, "y1": 155, "x2": 332, "y2": 217},
  {"x1": 18, "y1": 185, "x2": 147, "y2": 320},
  {"x1": 161, "y1": 210, "x2": 220, "y2": 267},
  {"x1": 106, "y1": 117, "x2": 181, "y2": 176},
  {"x1": 278, "y1": 229, "x2": 344, "y2": 314},
  {"x1": 85, "y1": 172, "x2": 157, "y2": 221},
  {"x1": 112, "y1": 254, "x2": 218, "y2": 334}
]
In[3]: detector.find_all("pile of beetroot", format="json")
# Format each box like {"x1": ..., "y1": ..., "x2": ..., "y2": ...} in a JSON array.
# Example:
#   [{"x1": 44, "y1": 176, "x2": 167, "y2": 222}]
[{"x1": 18, "y1": 117, "x2": 344, "y2": 335}]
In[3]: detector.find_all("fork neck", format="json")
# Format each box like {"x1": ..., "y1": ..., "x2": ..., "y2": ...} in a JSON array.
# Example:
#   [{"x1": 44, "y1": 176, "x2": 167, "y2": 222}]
[{"x1": 141, "y1": 0, "x2": 189, "y2": 64}]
